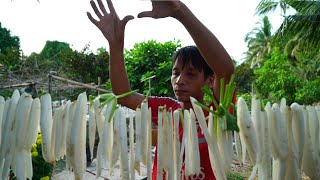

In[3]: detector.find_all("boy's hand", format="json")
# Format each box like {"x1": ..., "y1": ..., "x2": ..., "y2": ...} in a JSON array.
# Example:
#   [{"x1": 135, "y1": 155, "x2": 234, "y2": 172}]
[
  {"x1": 87, "y1": 0, "x2": 134, "y2": 46},
  {"x1": 138, "y1": 0, "x2": 183, "y2": 19}
]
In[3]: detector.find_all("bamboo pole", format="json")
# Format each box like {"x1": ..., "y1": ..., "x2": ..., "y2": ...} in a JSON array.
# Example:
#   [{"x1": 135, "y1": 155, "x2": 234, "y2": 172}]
[
  {"x1": 0, "y1": 82, "x2": 36, "y2": 89},
  {"x1": 50, "y1": 75, "x2": 111, "y2": 93}
]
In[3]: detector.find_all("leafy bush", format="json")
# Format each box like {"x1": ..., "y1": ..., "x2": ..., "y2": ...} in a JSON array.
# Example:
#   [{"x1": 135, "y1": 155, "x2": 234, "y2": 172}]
[
  {"x1": 31, "y1": 133, "x2": 53, "y2": 180},
  {"x1": 295, "y1": 78, "x2": 320, "y2": 105}
]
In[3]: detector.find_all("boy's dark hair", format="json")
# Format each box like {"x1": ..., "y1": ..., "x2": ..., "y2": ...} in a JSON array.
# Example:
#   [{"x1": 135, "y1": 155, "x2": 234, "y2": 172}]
[{"x1": 172, "y1": 45, "x2": 214, "y2": 80}]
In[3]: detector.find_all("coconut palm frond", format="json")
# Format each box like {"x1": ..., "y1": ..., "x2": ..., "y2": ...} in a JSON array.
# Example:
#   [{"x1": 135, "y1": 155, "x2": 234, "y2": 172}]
[{"x1": 255, "y1": 0, "x2": 279, "y2": 15}]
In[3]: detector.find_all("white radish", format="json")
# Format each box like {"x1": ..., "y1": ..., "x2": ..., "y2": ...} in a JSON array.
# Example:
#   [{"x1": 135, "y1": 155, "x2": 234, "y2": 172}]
[
  {"x1": 161, "y1": 107, "x2": 170, "y2": 173},
  {"x1": 110, "y1": 106, "x2": 121, "y2": 175},
  {"x1": 147, "y1": 107, "x2": 152, "y2": 180},
  {"x1": 184, "y1": 109, "x2": 191, "y2": 177},
  {"x1": 140, "y1": 101, "x2": 148, "y2": 165},
  {"x1": 134, "y1": 108, "x2": 142, "y2": 174},
  {"x1": 66, "y1": 101, "x2": 76, "y2": 172},
  {"x1": 118, "y1": 108, "x2": 129, "y2": 179},
  {"x1": 234, "y1": 131, "x2": 242, "y2": 161},
  {"x1": 251, "y1": 95, "x2": 262, "y2": 164},
  {"x1": 187, "y1": 109, "x2": 200, "y2": 177},
  {"x1": 25, "y1": 98, "x2": 41, "y2": 150},
  {"x1": 88, "y1": 107, "x2": 96, "y2": 161},
  {"x1": 157, "y1": 106, "x2": 164, "y2": 180},
  {"x1": 40, "y1": 93, "x2": 54, "y2": 163},
  {"x1": 15, "y1": 93, "x2": 33, "y2": 150},
  {"x1": 191, "y1": 97, "x2": 226, "y2": 180},
  {"x1": 284, "y1": 106, "x2": 301, "y2": 180},
  {"x1": 0, "y1": 90, "x2": 20, "y2": 163},
  {"x1": 259, "y1": 109, "x2": 272, "y2": 180},
  {"x1": 129, "y1": 111, "x2": 135, "y2": 180},
  {"x1": 237, "y1": 97, "x2": 257, "y2": 164},
  {"x1": 94, "y1": 98, "x2": 104, "y2": 139},
  {"x1": 301, "y1": 107, "x2": 320, "y2": 179},
  {"x1": 306, "y1": 106, "x2": 319, "y2": 161},
  {"x1": 0, "y1": 96, "x2": 4, "y2": 145},
  {"x1": 54, "y1": 104, "x2": 65, "y2": 160},
  {"x1": 166, "y1": 109, "x2": 174, "y2": 179},
  {"x1": 60, "y1": 100, "x2": 71, "y2": 159},
  {"x1": 72, "y1": 92, "x2": 87, "y2": 180},
  {"x1": 290, "y1": 103, "x2": 305, "y2": 168},
  {"x1": 0, "y1": 97, "x2": 11, "y2": 160},
  {"x1": 271, "y1": 103, "x2": 287, "y2": 180},
  {"x1": 173, "y1": 109, "x2": 180, "y2": 180}
]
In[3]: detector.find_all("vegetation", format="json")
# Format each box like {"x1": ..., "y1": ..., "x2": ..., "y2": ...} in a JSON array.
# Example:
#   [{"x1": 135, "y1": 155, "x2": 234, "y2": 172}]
[{"x1": 238, "y1": 0, "x2": 320, "y2": 105}]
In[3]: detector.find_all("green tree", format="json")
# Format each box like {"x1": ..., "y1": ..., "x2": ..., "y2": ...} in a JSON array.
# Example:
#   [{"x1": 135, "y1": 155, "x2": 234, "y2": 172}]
[
  {"x1": 234, "y1": 62, "x2": 255, "y2": 94},
  {"x1": 254, "y1": 48, "x2": 304, "y2": 104},
  {"x1": 0, "y1": 22, "x2": 21, "y2": 71},
  {"x1": 62, "y1": 45, "x2": 110, "y2": 84},
  {"x1": 124, "y1": 40, "x2": 181, "y2": 97},
  {"x1": 244, "y1": 16, "x2": 273, "y2": 68},
  {"x1": 0, "y1": 22, "x2": 20, "y2": 54},
  {"x1": 40, "y1": 40, "x2": 73, "y2": 70}
]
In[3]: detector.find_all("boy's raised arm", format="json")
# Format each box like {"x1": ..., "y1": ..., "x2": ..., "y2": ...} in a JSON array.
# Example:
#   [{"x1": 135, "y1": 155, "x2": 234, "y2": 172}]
[
  {"x1": 87, "y1": 0, "x2": 145, "y2": 109},
  {"x1": 138, "y1": 0, "x2": 235, "y2": 98}
]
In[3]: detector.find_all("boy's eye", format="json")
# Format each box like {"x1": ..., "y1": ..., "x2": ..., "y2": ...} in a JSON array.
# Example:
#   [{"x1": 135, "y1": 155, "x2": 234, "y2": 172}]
[
  {"x1": 172, "y1": 71, "x2": 180, "y2": 76},
  {"x1": 187, "y1": 71, "x2": 196, "y2": 76}
]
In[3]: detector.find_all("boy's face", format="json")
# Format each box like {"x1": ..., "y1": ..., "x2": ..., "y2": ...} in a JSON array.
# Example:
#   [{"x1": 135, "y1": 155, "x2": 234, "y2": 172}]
[{"x1": 171, "y1": 57, "x2": 212, "y2": 107}]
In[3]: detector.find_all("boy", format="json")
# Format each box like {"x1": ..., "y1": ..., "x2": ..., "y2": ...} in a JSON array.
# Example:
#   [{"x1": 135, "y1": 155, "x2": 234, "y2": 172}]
[{"x1": 87, "y1": 0, "x2": 234, "y2": 179}]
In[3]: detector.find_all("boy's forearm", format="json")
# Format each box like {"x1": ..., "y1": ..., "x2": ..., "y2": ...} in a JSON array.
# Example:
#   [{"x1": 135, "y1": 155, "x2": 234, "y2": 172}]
[
  {"x1": 173, "y1": 3, "x2": 234, "y2": 77},
  {"x1": 109, "y1": 44, "x2": 131, "y2": 95},
  {"x1": 109, "y1": 44, "x2": 145, "y2": 109}
]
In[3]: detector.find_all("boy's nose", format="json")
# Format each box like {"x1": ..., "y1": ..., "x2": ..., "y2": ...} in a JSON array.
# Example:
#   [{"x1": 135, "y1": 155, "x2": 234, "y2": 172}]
[{"x1": 175, "y1": 74, "x2": 186, "y2": 85}]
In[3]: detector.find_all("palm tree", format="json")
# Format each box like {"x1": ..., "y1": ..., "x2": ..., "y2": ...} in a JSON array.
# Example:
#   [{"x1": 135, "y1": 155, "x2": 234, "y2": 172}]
[
  {"x1": 255, "y1": 0, "x2": 292, "y2": 16},
  {"x1": 256, "y1": 0, "x2": 320, "y2": 56},
  {"x1": 244, "y1": 16, "x2": 273, "y2": 68}
]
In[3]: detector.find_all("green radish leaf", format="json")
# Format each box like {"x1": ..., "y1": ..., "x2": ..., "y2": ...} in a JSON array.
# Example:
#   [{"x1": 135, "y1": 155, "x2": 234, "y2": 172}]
[
  {"x1": 108, "y1": 99, "x2": 118, "y2": 122},
  {"x1": 116, "y1": 90, "x2": 138, "y2": 99},
  {"x1": 226, "y1": 112, "x2": 239, "y2": 132},
  {"x1": 99, "y1": 95, "x2": 116, "y2": 110},
  {"x1": 194, "y1": 101, "x2": 219, "y2": 116},
  {"x1": 179, "y1": 109, "x2": 184, "y2": 129}
]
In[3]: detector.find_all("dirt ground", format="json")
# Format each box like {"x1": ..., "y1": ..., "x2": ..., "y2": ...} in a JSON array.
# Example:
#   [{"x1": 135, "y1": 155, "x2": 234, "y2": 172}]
[{"x1": 53, "y1": 151, "x2": 312, "y2": 180}]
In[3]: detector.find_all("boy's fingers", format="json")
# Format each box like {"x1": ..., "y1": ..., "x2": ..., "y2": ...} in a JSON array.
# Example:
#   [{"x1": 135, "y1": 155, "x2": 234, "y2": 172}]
[
  {"x1": 122, "y1": 15, "x2": 134, "y2": 26},
  {"x1": 137, "y1": 11, "x2": 154, "y2": 18},
  {"x1": 90, "y1": 0, "x2": 103, "y2": 19},
  {"x1": 87, "y1": 12, "x2": 99, "y2": 26},
  {"x1": 97, "y1": 0, "x2": 108, "y2": 15},
  {"x1": 106, "y1": 0, "x2": 116, "y2": 14}
]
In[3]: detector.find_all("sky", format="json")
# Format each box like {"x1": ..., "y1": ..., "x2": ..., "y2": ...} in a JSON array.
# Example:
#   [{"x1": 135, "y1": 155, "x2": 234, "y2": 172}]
[{"x1": 0, "y1": 0, "x2": 283, "y2": 62}]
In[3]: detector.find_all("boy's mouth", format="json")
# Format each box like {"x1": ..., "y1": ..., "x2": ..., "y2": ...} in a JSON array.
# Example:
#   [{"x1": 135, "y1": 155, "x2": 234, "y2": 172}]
[{"x1": 175, "y1": 89, "x2": 188, "y2": 95}]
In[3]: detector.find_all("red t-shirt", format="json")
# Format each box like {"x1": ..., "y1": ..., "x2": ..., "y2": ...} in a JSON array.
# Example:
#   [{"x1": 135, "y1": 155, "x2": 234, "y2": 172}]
[{"x1": 148, "y1": 97, "x2": 215, "y2": 180}]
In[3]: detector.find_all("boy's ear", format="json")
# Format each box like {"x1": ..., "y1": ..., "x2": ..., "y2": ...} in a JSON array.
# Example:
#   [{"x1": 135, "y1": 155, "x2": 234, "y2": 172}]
[{"x1": 208, "y1": 74, "x2": 215, "y2": 89}]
